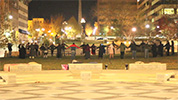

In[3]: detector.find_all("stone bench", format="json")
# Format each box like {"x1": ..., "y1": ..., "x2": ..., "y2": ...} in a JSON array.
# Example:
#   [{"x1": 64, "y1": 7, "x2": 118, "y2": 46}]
[
  {"x1": 0, "y1": 73, "x2": 16, "y2": 84},
  {"x1": 68, "y1": 63, "x2": 103, "y2": 80},
  {"x1": 156, "y1": 72, "x2": 176, "y2": 83},
  {"x1": 129, "y1": 61, "x2": 166, "y2": 71},
  {"x1": 4, "y1": 62, "x2": 42, "y2": 72}
]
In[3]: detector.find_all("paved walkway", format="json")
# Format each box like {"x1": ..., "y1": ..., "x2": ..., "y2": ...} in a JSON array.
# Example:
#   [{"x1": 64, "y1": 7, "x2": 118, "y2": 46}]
[
  {"x1": 1, "y1": 70, "x2": 178, "y2": 100},
  {"x1": 0, "y1": 81, "x2": 178, "y2": 100}
]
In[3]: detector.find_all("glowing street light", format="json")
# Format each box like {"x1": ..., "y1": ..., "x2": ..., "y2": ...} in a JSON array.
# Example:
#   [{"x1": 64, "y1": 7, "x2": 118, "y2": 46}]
[
  {"x1": 157, "y1": 26, "x2": 160, "y2": 28},
  {"x1": 137, "y1": 0, "x2": 140, "y2": 2},
  {"x1": 81, "y1": 18, "x2": 86, "y2": 23},
  {"x1": 42, "y1": 28, "x2": 45, "y2": 31},
  {"x1": 132, "y1": 27, "x2": 137, "y2": 32},
  {"x1": 8, "y1": 15, "x2": 13, "y2": 19},
  {"x1": 48, "y1": 30, "x2": 51, "y2": 33},
  {"x1": 110, "y1": 26, "x2": 114, "y2": 30},
  {"x1": 36, "y1": 28, "x2": 40, "y2": 32},
  {"x1": 145, "y1": 24, "x2": 150, "y2": 28}
]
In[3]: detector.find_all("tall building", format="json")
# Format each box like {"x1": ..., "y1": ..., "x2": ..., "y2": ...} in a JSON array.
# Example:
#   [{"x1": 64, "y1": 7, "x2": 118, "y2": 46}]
[
  {"x1": 137, "y1": 0, "x2": 178, "y2": 28},
  {"x1": 0, "y1": 0, "x2": 31, "y2": 42}
]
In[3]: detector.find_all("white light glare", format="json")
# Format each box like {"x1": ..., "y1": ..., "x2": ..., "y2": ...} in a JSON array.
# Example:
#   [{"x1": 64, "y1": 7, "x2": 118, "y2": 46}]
[
  {"x1": 132, "y1": 27, "x2": 137, "y2": 32},
  {"x1": 145, "y1": 24, "x2": 150, "y2": 28},
  {"x1": 8, "y1": 15, "x2": 13, "y2": 19}
]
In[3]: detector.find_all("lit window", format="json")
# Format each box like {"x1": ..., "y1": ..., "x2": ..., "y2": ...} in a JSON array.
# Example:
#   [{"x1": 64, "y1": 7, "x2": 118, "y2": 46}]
[
  {"x1": 164, "y1": 8, "x2": 174, "y2": 14},
  {"x1": 177, "y1": 9, "x2": 178, "y2": 14}
]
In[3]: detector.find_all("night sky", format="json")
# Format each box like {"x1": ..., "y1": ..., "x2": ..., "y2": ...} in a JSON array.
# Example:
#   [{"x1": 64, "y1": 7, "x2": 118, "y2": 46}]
[{"x1": 28, "y1": 0, "x2": 97, "y2": 24}]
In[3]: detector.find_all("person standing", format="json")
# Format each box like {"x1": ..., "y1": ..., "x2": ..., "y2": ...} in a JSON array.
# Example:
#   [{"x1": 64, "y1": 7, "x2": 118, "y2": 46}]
[
  {"x1": 61, "y1": 42, "x2": 68, "y2": 56},
  {"x1": 144, "y1": 41, "x2": 150, "y2": 58},
  {"x1": 20, "y1": 44, "x2": 26, "y2": 59},
  {"x1": 108, "y1": 44, "x2": 114, "y2": 59},
  {"x1": 49, "y1": 43, "x2": 56, "y2": 56},
  {"x1": 66, "y1": 43, "x2": 80, "y2": 60},
  {"x1": 40, "y1": 44, "x2": 46, "y2": 57},
  {"x1": 34, "y1": 43, "x2": 39, "y2": 57},
  {"x1": 158, "y1": 41, "x2": 164, "y2": 57},
  {"x1": 98, "y1": 44, "x2": 105, "y2": 59},
  {"x1": 171, "y1": 40, "x2": 174, "y2": 55},
  {"x1": 119, "y1": 42, "x2": 127, "y2": 59},
  {"x1": 112, "y1": 41, "x2": 118, "y2": 55},
  {"x1": 7, "y1": 42, "x2": 13, "y2": 57},
  {"x1": 18, "y1": 43, "x2": 22, "y2": 58},
  {"x1": 165, "y1": 40, "x2": 170, "y2": 56},
  {"x1": 128, "y1": 41, "x2": 137, "y2": 59},
  {"x1": 56, "y1": 43, "x2": 62, "y2": 59},
  {"x1": 85, "y1": 44, "x2": 90, "y2": 59},
  {"x1": 80, "y1": 42, "x2": 86, "y2": 55},
  {"x1": 29, "y1": 43, "x2": 35, "y2": 59},
  {"x1": 140, "y1": 41, "x2": 145, "y2": 52},
  {"x1": 151, "y1": 41, "x2": 157, "y2": 57},
  {"x1": 90, "y1": 44, "x2": 96, "y2": 55}
]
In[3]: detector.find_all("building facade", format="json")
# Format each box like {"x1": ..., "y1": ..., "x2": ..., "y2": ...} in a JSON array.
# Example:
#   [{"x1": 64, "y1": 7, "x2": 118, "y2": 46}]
[
  {"x1": 0, "y1": 0, "x2": 31, "y2": 42},
  {"x1": 137, "y1": 0, "x2": 178, "y2": 31}
]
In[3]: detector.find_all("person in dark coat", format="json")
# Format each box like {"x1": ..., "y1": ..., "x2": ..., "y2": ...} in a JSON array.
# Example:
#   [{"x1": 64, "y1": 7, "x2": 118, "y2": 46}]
[
  {"x1": 80, "y1": 42, "x2": 86, "y2": 55},
  {"x1": 98, "y1": 44, "x2": 106, "y2": 59},
  {"x1": 40, "y1": 44, "x2": 46, "y2": 57},
  {"x1": 56, "y1": 43, "x2": 62, "y2": 59},
  {"x1": 158, "y1": 41, "x2": 164, "y2": 57},
  {"x1": 128, "y1": 40, "x2": 137, "y2": 59},
  {"x1": 165, "y1": 40, "x2": 170, "y2": 56},
  {"x1": 49, "y1": 43, "x2": 56, "y2": 56},
  {"x1": 7, "y1": 42, "x2": 13, "y2": 57},
  {"x1": 61, "y1": 42, "x2": 68, "y2": 56},
  {"x1": 18, "y1": 43, "x2": 26, "y2": 59},
  {"x1": 18, "y1": 43, "x2": 22, "y2": 58},
  {"x1": 119, "y1": 42, "x2": 127, "y2": 59},
  {"x1": 85, "y1": 44, "x2": 90, "y2": 59},
  {"x1": 29, "y1": 43, "x2": 35, "y2": 59},
  {"x1": 171, "y1": 40, "x2": 174, "y2": 55},
  {"x1": 151, "y1": 41, "x2": 157, "y2": 57},
  {"x1": 34, "y1": 43, "x2": 39, "y2": 57},
  {"x1": 20, "y1": 44, "x2": 26, "y2": 59},
  {"x1": 139, "y1": 41, "x2": 145, "y2": 52},
  {"x1": 91, "y1": 44, "x2": 96, "y2": 55}
]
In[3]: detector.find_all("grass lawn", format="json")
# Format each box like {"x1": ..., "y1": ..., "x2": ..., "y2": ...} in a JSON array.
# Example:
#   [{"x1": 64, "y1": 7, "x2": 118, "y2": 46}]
[{"x1": 0, "y1": 52, "x2": 177, "y2": 71}]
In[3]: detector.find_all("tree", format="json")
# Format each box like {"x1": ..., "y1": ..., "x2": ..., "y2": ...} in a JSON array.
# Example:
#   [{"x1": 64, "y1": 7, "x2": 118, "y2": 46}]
[
  {"x1": 67, "y1": 16, "x2": 81, "y2": 38},
  {"x1": 159, "y1": 16, "x2": 177, "y2": 39},
  {"x1": 93, "y1": 0, "x2": 143, "y2": 39},
  {"x1": 51, "y1": 14, "x2": 65, "y2": 36},
  {"x1": 0, "y1": 6, "x2": 12, "y2": 47},
  {"x1": 85, "y1": 23, "x2": 93, "y2": 36}
]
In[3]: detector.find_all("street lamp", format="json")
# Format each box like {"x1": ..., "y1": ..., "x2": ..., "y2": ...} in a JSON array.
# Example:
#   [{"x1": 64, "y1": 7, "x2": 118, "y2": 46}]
[
  {"x1": 145, "y1": 24, "x2": 150, "y2": 29},
  {"x1": 8, "y1": 15, "x2": 13, "y2": 19},
  {"x1": 132, "y1": 27, "x2": 137, "y2": 32},
  {"x1": 81, "y1": 18, "x2": 86, "y2": 37}
]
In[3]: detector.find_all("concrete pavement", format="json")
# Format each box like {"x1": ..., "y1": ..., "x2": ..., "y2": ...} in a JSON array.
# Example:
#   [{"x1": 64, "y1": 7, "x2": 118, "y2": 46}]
[{"x1": 0, "y1": 70, "x2": 178, "y2": 100}]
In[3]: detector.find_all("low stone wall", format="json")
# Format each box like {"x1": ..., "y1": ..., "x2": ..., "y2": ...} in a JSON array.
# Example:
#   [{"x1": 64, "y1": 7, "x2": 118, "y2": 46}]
[
  {"x1": 68, "y1": 63, "x2": 103, "y2": 80},
  {"x1": 0, "y1": 73, "x2": 16, "y2": 84},
  {"x1": 129, "y1": 61, "x2": 166, "y2": 71},
  {"x1": 4, "y1": 62, "x2": 42, "y2": 72},
  {"x1": 69, "y1": 63, "x2": 103, "y2": 70}
]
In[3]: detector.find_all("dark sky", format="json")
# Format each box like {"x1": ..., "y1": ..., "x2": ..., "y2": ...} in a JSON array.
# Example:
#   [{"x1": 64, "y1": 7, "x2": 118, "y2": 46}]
[{"x1": 28, "y1": 0, "x2": 97, "y2": 24}]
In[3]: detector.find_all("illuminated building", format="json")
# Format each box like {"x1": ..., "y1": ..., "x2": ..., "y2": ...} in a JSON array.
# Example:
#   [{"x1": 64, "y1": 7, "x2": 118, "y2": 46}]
[
  {"x1": 137, "y1": 0, "x2": 178, "y2": 28},
  {"x1": 0, "y1": 0, "x2": 31, "y2": 42}
]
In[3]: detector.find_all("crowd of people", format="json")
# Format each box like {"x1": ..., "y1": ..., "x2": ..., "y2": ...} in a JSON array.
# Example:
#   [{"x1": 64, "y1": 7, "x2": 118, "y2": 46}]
[{"x1": 7, "y1": 40, "x2": 175, "y2": 60}]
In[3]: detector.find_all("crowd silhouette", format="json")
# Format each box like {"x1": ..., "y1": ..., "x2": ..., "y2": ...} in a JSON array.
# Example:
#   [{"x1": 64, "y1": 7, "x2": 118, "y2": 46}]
[{"x1": 7, "y1": 40, "x2": 175, "y2": 60}]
